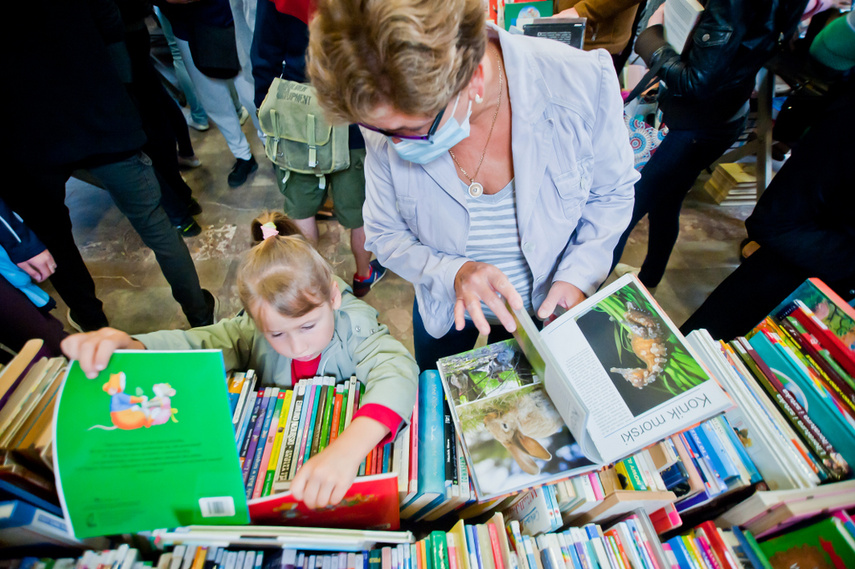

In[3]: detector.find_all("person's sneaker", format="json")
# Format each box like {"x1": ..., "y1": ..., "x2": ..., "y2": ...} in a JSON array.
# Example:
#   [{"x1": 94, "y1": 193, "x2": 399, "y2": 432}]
[
  {"x1": 228, "y1": 156, "x2": 258, "y2": 188},
  {"x1": 66, "y1": 309, "x2": 108, "y2": 333},
  {"x1": 187, "y1": 198, "x2": 203, "y2": 216},
  {"x1": 187, "y1": 119, "x2": 210, "y2": 132},
  {"x1": 177, "y1": 154, "x2": 202, "y2": 168},
  {"x1": 614, "y1": 263, "x2": 640, "y2": 278},
  {"x1": 176, "y1": 217, "x2": 202, "y2": 238},
  {"x1": 352, "y1": 259, "x2": 387, "y2": 298},
  {"x1": 238, "y1": 106, "x2": 250, "y2": 125}
]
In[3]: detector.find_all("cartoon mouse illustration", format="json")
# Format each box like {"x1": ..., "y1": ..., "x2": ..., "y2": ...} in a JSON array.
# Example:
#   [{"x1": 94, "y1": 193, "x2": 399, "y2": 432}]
[{"x1": 89, "y1": 373, "x2": 178, "y2": 430}]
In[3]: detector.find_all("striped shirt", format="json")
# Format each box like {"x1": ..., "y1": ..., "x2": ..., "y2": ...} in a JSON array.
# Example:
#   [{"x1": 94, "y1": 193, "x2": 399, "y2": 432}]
[{"x1": 463, "y1": 178, "x2": 534, "y2": 323}]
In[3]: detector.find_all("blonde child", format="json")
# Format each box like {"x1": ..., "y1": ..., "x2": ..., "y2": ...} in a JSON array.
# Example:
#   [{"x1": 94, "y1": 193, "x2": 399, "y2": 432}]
[{"x1": 61, "y1": 212, "x2": 418, "y2": 509}]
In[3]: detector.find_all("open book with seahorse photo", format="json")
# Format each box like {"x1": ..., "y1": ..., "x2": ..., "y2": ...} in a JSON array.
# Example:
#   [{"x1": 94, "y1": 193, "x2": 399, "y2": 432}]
[{"x1": 436, "y1": 274, "x2": 731, "y2": 500}]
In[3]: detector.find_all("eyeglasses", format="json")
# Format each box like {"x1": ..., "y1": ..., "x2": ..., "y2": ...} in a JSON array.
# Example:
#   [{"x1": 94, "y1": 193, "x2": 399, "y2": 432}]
[{"x1": 358, "y1": 107, "x2": 446, "y2": 141}]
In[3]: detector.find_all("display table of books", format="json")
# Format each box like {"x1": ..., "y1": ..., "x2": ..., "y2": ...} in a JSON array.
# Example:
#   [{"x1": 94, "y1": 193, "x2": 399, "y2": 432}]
[{"x1": 2, "y1": 276, "x2": 855, "y2": 568}]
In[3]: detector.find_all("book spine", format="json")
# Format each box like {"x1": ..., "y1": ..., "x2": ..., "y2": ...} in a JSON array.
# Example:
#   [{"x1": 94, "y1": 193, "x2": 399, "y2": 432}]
[
  {"x1": 256, "y1": 390, "x2": 286, "y2": 498},
  {"x1": 295, "y1": 381, "x2": 319, "y2": 472},
  {"x1": 339, "y1": 381, "x2": 351, "y2": 435},
  {"x1": 239, "y1": 390, "x2": 264, "y2": 473},
  {"x1": 279, "y1": 383, "x2": 305, "y2": 482},
  {"x1": 487, "y1": 523, "x2": 505, "y2": 569},
  {"x1": 329, "y1": 386, "x2": 345, "y2": 443},
  {"x1": 310, "y1": 381, "x2": 330, "y2": 459},
  {"x1": 319, "y1": 383, "x2": 337, "y2": 451},
  {"x1": 622, "y1": 456, "x2": 647, "y2": 491},
  {"x1": 791, "y1": 301, "x2": 855, "y2": 376},
  {"x1": 247, "y1": 388, "x2": 279, "y2": 496},
  {"x1": 735, "y1": 337, "x2": 846, "y2": 478},
  {"x1": 264, "y1": 389, "x2": 293, "y2": 496}
]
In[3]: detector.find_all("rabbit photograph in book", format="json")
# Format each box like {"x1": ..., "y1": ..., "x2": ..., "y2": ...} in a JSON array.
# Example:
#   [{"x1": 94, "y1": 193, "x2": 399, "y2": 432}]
[
  {"x1": 576, "y1": 280, "x2": 709, "y2": 417},
  {"x1": 439, "y1": 341, "x2": 593, "y2": 498}
]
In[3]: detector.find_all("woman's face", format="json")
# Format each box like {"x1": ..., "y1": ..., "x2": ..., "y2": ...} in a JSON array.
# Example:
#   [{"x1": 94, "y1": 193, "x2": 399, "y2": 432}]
[{"x1": 361, "y1": 90, "x2": 471, "y2": 144}]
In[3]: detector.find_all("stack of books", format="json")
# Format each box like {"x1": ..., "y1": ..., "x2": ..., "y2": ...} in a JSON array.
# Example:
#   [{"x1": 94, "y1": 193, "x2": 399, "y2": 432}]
[
  {"x1": 687, "y1": 278, "x2": 855, "y2": 491},
  {"x1": 230, "y1": 374, "x2": 408, "y2": 530},
  {"x1": 703, "y1": 163, "x2": 758, "y2": 206},
  {"x1": 0, "y1": 339, "x2": 65, "y2": 520}
]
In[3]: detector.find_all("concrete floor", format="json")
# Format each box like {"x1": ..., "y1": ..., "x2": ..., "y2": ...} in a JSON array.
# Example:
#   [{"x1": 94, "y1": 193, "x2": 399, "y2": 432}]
[{"x1": 52, "y1": 118, "x2": 758, "y2": 355}]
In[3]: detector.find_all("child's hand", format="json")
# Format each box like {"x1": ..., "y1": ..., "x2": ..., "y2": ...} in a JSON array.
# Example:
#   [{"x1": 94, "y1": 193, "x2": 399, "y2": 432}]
[
  {"x1": 289, "y1": 440, "x2": 364, "y2": 509},
  {"x1": 60, "y1": 328, "x2": 145, "y2": 379},
  {"x1": 289, "y1": 416, "x2": 390, "y2": 509}
]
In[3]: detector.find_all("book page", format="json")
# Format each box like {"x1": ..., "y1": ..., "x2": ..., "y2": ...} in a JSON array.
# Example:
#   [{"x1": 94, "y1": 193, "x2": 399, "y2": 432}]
[
  {"x1": 437, "y1": 339, "x2": 595, "y2": 500},
  {"x1": 663, "y1": 0, "x2": 703, "y2": 53},
  {"x1": 539, "y1": 275, "x2": 732, "y2": 464}
]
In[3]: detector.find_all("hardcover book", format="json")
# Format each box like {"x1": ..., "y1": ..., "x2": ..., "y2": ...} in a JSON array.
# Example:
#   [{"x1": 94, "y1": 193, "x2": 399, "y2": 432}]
[
  {"x1": 53, "y1": 350, "x2": 249, "y2": 538},
  {"x1": 437, "y1": 275, "x2": 731, "y2": 500}
]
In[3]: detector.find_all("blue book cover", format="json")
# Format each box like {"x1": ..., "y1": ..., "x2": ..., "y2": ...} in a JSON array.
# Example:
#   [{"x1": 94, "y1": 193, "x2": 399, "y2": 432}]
[
  {"x1": 749, "y1": 331, "x2": 855, "y2": 467},
  {"x1": 694, "y1": 422, "x2": 740, "y2": 482},
  {"x1": 714, "y1": 415, "x2": 763, "y2": 484},
  {"x1": 665, "y1": 536, "x2": 695, "y2": 569},
  {"x1": 246, "y1": 389, "x2": 280, "y2": 497},
  {"x1": 241, "y1": 388, "x2": 270, "y2": 482},
  {"x1": 413, "y1": 371, "x2": 448, "y2": 508},
  {"x1": 238, "y1": 391, "x2": 263, "y2": 465},
  {"x1": 564, "y1": 533, "x2": 584, "y2": 569},
  {"x1": 683, "y1": 431, "x2": 727, "y2": 495}
]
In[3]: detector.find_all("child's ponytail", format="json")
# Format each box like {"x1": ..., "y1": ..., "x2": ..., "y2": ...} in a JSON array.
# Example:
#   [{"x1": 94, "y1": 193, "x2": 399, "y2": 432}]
[{"x1": 238, "y1": 211, "x2": 334, "y2": 320}]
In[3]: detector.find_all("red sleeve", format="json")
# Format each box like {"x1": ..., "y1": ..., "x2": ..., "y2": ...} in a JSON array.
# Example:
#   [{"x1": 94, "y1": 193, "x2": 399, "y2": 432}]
[{"x1": 352, "y1": 403, "x2": 404, "y2": 446}]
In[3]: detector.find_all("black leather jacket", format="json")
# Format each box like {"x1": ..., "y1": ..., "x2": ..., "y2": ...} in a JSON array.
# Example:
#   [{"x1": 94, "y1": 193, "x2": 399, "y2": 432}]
[{"x1": 635, "y1": 0, "x2": 809, "y2": 129}]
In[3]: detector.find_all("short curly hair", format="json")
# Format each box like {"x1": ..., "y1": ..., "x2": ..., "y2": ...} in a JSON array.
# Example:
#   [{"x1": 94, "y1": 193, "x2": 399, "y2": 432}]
[{"x1": 307, "y1": 0, "x2": 487, "y2": 124}]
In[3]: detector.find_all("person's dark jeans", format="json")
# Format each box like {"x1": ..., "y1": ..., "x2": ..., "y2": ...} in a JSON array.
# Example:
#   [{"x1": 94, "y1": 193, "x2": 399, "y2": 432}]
[
  {"x1": 413, "y1": 297, "x2": 542, "y2": 372},
  {"x1": 0, "y1": 276, "x2": 68, "y2": 362},
  {"x1": 611, "y1": 117, "x2": 746, "y2": 288},
  {"x1": 2, "y1": 165, "x2": 109, "y2": 330},
  {"x1": 87, "y1": 153, "x2": 210, "y2": 326}
]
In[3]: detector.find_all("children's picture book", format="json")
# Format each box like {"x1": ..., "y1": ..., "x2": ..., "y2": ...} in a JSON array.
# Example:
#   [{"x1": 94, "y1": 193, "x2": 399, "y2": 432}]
[
  {"x1": 53, "y1": 351, "x2": 249, "y2": 538},
  {"x1": 437, "y1": 341, "x2": 596, "y2": 499},
  {"x1": 772, "y1": 278, "x2": 855, "y2": 352},
  {"x1": 247, "y1": 472, "x2": 400, "y2": 531},
  {"x1": 439, "y1": 275, "x2": 731, "y2": 500},
  {"x1": 522, "y1": 18, "x2": 586, "y2": 50},
  {"x1": 504, "y1": 1, "x2": 553, "y2": 31}
]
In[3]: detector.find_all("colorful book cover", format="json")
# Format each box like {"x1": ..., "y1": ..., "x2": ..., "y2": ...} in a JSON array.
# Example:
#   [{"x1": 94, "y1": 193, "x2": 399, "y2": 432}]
[
  {"x1": 503, "y1": 1, "x2": 552, "y2": 30},
  {"x1": 247, "y1": 472, "x2": 400, "y2": 531},
  {"x1": 310, "y1": 381, "x2": 330, "y2": 459},
  {"x1": 772, "y1": 278, "x2": 855, "y2": 352},
  {"x1": 759, "y1": 517, "x2": 855, "y2": 569},
  {"x1": 296, "y1": 382, "x2": 318, "y2": 472},
  {"x1": 253, "y1": 390, "x2": 284, "y2": 499},
  {"x1": 242, "y1": 388, "x2": 271, "y2": 484},
  {"x1": 263, "y1": 390, "x2": 293, "y2": 496},
  {"x1": 53, "y1": 350, "x2": 249, "y2": 538}
]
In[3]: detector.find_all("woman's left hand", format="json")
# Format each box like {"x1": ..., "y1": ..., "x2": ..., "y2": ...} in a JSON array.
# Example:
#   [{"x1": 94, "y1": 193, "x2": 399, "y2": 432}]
[{"x1": 536, "y1": 280, "x2": 586, "y2": 321}]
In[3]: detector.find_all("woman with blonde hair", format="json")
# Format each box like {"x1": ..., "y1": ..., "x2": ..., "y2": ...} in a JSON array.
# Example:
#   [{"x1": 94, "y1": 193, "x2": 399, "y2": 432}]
[{"x1": 308, "y1": 0, "x2": 638, "y2": 370}]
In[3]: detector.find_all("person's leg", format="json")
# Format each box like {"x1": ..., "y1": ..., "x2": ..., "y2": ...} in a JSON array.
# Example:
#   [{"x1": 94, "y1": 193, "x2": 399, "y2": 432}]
[
  {"x1": 638, "y1": 120, "x2": 744, "y2": 287},
  {"x1": 154, "y1": 7, "x2": 209, "y2": 127},
  {"x1": 413, "y1": 297, "x2": 481, "y2": 372},
  {"x1": 229, "y1": 0, "x2": 263, "y2": 138},
  {"x1": 174, "y1": 38, "x2": 252, "y2": 161},
  {"x1": 2, "y1": 166, "x2": 108, "y2": 329},
  {"x1": 278, "y1": 168, "x2": 325, "y2": 242},
  {"x1": 679, "y1": 247, "x2": 811, "y2": 341},
  {"x1": 0, "y1": 277, "x2": 67, "y2": 358},
  {"x1": 330, "y1": 149, "x2": 371, "y2": 278},
  {"x1": 86, "y1": 153, "x2": 211, "y2": 326}
]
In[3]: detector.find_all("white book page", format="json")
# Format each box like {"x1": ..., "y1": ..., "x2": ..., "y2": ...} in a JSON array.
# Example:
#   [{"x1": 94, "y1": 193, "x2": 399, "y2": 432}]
[
  {"x1": 663, "y1": 0, "x2": 703, "y2": 53},
  {"x1": 538, "y1": 275, "x2": 732, "y2": 464}
]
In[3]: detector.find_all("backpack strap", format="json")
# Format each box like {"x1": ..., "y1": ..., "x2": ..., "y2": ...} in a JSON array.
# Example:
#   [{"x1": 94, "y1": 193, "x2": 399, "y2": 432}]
[{"x1": 307, "y1": 113, "x2": 317, "y2": 168}]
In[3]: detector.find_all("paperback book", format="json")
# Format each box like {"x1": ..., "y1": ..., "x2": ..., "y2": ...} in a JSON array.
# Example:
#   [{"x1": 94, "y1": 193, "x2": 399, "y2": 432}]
[
  {"x1": 437, "y1": 274, "x2": 731, "y2": 499},
  {"x1": 53, "y1": 350, "x2": 249, "y2": 538}
]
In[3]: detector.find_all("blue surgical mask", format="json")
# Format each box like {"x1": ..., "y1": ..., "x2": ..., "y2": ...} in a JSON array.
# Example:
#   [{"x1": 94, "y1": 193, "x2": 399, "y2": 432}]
[{"x1": 391, "y1": 94, "x2": 472, "y2": 164}]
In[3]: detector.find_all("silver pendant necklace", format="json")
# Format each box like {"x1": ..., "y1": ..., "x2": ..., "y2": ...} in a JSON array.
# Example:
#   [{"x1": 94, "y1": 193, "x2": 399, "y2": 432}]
[{"x1": 449, "y1": 46, "x2": 503, "y2": 199}]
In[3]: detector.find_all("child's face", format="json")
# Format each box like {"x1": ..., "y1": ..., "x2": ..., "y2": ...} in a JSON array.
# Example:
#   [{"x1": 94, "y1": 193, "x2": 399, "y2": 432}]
[{"x1": 254, "y1": 281, "x2": 342, "y2": 362}]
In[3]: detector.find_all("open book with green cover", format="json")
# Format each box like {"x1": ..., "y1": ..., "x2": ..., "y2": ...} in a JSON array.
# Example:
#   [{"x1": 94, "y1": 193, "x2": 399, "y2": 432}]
[
  {"x1": 53, "y1": 351, "x2": 249, "y2": 538},
  {"x1": 437, "y1": 274, "x2": 731, "y2": 500}
]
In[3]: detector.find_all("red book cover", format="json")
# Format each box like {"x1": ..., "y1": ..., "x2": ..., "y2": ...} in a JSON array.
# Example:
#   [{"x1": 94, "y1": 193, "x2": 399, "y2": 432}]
[
  {"x1": 790, "y1": 302, "x2": 855, "y2": 377},
  {"x1": 247, "y1": 472, "x2": 400, "y2": 530},
  {"x1": 487, "y1": 522, "x2": 505, "y2": 569},
  {"x1": 697, "y1": 521, "x2": 740, "y2": 569},
  {"x1": 605, "y1": 528, "x2": 633, "y2": 569},
  {"x1": 329, "y1": 391, "x2": 344, "y2": 443},
  {"x1": 408, "y1": 388, "x2": 419, "y2": 495}
]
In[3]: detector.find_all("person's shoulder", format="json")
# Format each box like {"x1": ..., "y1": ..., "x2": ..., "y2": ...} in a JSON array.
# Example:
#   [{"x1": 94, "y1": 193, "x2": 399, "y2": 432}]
[{"x1": 334, "y1": 277, "x2": 383, "y2": 338}]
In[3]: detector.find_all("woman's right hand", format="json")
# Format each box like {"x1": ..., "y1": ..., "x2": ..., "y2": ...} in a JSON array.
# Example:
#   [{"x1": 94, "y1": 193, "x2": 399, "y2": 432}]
[
  {"x1": 60, "y1": 328, "x2": 145, "y2": 379},
  {"x1": 454, "y1": 261, "x2": 524, "y2": 335}
]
